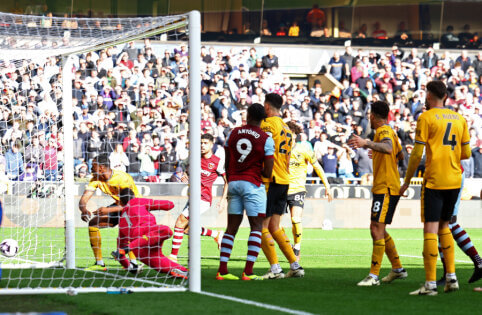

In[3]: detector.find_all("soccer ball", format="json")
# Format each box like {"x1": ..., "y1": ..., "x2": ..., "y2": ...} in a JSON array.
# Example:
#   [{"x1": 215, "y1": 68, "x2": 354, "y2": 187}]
[{"x1": 0, "y1": 239, "x2": 19, "y2": 257}]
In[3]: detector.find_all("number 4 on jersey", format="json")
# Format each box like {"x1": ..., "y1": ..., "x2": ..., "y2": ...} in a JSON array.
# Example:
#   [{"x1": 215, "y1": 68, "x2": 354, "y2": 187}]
[{"x1": 443, "y1": 122, "x2": 457, "y2": 150}]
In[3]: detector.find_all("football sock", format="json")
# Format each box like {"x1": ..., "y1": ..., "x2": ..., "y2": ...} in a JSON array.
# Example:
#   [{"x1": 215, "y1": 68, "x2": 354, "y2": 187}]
[
  {"x1": 218, "y1": 233, "x2": 235, "y2": 275},
  {"x1": 369, "y1": 239, "x2": 385, "y2": 277},
  {"x1": 201, "y1": 227, "x2": 217, "y2": 238},
  {"x1": 449, "y1": 223, "x2": 482, "y2": 267},
  {"x1": 272, "y1": 228, "x2": 297, "y2": 264},
  {"x1": 128, "y1": 251, "x2": 137, "y2": 263},
  {"x1": 384, "y1": 234, "x2": 402, "y2": 269},
  {"x1": 170, "y1": 227, "x2": 184, "y2": 258},
  {"x1": 261, "y1": 228, "x2": 279, "y2": 265},
  {"x1": 291, "y1": 217, "x2": 302, "y2": 248},
  {"x1": 423, "y1": 233, "x2": 438, "y2": 282},
  {"x1": 438, "y1": 243, "x2": 447, "y2": 275},
  {"x1": 244, "y1": 230, "x2": 262, "y2": 275},
  {"x1": 439, "y1": 227, "x2": 455, "y2": 274},
  {"x1": 88, "y1": 227, "x2": 102, "y2": 263}
]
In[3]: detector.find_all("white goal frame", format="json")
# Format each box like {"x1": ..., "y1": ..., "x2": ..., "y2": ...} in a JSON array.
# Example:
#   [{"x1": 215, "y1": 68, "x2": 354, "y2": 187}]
[{"x1": 0, "y1": 10, "x2": 201, "y2": 294}]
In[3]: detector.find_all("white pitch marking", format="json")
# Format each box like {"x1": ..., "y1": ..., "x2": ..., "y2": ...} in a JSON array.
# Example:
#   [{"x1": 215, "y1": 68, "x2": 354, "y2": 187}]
[{"x1": 200, "y1": 291, "x2": 315, "y2": 315}]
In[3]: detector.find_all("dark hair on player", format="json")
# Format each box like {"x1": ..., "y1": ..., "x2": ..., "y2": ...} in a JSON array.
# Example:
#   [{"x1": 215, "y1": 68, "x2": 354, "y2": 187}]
[
  {"x1": 247, "y1": 103, "x2": 267, "y2": 122},
  {"x1": 265, "y1": 93, "x2": 283, "y2": 110},
  {"x1": 119, "y1": 187, "x2": 136, "y2": 206},
  {"x1": 201, "y1": 133, "x2": 214, "y2": 142},
  {"x1": 371, "y1": 101, "x2": 389, "y2": 120},
  {"x1": 93, "y1": 154, "x2": 110, "y2": 168},
  {"x1": 286, "y1": 121, "x2": 303, "y2": 135},
  {"x1": 426, "y1": 80, "x2": 447, "y2": 100}
]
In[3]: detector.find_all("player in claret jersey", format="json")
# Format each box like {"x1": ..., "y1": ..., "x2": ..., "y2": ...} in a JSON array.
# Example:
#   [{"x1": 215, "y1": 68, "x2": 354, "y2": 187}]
[
  {"x1": 112, "y1": 188, "x2": 188, "y2": 279},
  {"x1": 216, "y1": 103, "x2": 274, "y2": 281},
  {"x1": 401, "y1": 80, "x2": 471, "y2": 296},
  {"x1": 169, "y1": 133, "x2": 228, "y2": 262}
]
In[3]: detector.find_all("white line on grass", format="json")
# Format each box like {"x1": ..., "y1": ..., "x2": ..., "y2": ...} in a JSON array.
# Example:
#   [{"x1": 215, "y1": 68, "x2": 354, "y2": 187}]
[
  {"x1": 199, "y1": 291, "x2": 315, "y2": 315},
  {"x1": 400, "y1": 254, "x2": 472, "y2": 264}
]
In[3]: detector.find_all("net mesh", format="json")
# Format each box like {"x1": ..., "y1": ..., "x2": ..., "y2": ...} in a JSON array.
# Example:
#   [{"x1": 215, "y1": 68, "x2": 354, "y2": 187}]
[{"x1": 0, "y1": 12, "x2": 190, "y2": 293}]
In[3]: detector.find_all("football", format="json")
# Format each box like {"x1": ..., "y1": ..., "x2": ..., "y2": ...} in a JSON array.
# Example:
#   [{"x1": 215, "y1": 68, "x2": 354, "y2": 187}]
[{"x1": 0, "y1": 239, "x2": 19, "y2": 257}]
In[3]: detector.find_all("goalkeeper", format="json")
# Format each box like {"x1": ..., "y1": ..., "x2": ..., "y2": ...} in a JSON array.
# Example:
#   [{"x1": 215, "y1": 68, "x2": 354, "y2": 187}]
[
  {"x1": 286, "y1": 122, "x2": 333, "y2": 259},
  {"x1": 79, "y1": 154, "x2": 141, "y2": 271},
  {"x1": 112, "y1": 188, "x2": 188, "y2": 279}
]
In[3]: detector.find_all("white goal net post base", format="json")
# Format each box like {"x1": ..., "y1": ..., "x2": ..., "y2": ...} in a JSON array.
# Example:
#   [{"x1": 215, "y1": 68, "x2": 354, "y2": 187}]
[{"x1": 0, "y1": 10, "x2": 201, "y2": 294}]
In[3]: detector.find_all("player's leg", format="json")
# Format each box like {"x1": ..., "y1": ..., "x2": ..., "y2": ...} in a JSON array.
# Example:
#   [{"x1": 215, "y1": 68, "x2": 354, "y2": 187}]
[
  {"x1": 86, "y1": 215, "x2": 115, "y2": 270},
  {"x1": 138, "y1": 245, "x2": 188, "y2": 279},
  {"x1": 240, "y1": 182, "x2": 266, "y2": 280},
  {"x1": 217, "y1": 181, "x2": 243, "y2": 280},
  {"x1": 380, "y1": 194, "x2": 407, "y2": 283},
  {"x1": 449, "y1": 218, "x2": 482, "y2": 283},
  {"x1": 438, "y1": 189, "x2": 460, "y2": 292},
  {"x1": 265, "y1": 183, "x2": 303, "y2": 278},
  {"x1": 198, "y1": 200, "x2": 224, "y2": 249},
  {"x1": 289, "y1": 192, "x2": 305, "y2": 259},
  {"x1": 410, "y1": 187, "x2": 442, "y2": 296},
  {"x1": 129, "y1": 225, "x2": 173, "y2": 251},
  {"x1": 260, "y1": 182, "x2": 282, "y2": 278},
  {"x1": 216, "y1": 214, "x2": 243, "y2": 280},
  {"x1": 357, "y1": 194, "x2": 385, "y2": 286},
  {"x1": 169, "y1": 203, "x2": 189, "y2": 261}
]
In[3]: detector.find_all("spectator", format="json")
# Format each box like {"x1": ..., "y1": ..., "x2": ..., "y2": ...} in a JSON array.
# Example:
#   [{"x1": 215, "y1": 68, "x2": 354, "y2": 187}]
[
  {"x1": 138, "y1": 144, "x2": 156, "y2": 178},
  {"x1": 473, "y1": 140, "x2": 482, "y2": 178},
  {"x1": 262, "y1": 49, "x2": 279, "y2": 70},
  {"x1": 43, "y1": 136, "x2": 58, "y2": 181},
  {"x1": 321, "y1": 144, "x2": 338, "y2": 178},
  {"x1": 5, "y1": 141, "x2": 23, "y2": 181},
  {"x1": 306, "y1": 4, "x2": 325, "y2": 34},
  {"x1": 169, "y1": 166, "x2": 187, "y2": 183},
  {"x1": 288, "y1": 21, "x2": 300, "y2": 37},
  {"x1": 109, "y1": 143, "x2": 129, "y2": 172},
  {"x1": 371, "y1": 21, "x2": 387, "y2": 39},
  {"x1": 126, "y1": 142, "x2": 141, "y2": 180},
  {"x1": 327, "y1": 52, "x2": 347, "y2": 82},
  {"x1": 353, "y1": 147, "x2": 372, "y2": 176}
]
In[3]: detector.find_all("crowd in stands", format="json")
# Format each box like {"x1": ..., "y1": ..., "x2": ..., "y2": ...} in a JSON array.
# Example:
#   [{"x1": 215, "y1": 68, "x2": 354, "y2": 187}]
[{"x1": 0, "y1": 37, "x2": 481, "y2": 186}]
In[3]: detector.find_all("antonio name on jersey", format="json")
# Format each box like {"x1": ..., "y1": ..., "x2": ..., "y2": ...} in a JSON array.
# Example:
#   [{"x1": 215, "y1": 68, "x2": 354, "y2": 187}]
[{"x1": 237, "y1": 128, "x2": 261, "y2": 139}]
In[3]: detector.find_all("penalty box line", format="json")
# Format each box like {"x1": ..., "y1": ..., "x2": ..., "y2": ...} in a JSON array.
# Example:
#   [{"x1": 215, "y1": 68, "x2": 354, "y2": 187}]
[{"x1": 199, "y1": 291, "x2": 315, "y2": 315}]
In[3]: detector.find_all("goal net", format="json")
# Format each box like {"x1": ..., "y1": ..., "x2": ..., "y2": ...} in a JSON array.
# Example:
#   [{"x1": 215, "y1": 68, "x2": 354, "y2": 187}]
[{"x1": 0, "y1": 11, "x2": 201, "y2": 294}]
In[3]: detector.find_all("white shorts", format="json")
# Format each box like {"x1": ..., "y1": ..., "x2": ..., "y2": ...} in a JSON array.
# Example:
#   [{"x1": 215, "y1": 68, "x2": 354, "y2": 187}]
[{"x1": 181, "y1": 200, "x2": 211, "y2": 219}]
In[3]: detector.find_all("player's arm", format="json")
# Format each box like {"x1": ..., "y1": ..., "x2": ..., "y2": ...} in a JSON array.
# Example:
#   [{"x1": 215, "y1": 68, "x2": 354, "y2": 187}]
[
  {"x1": 146, "y1": 198, "x2": 175, "y2": 211},
  {"x1": 79, "y1": 189, "x2": 94, "y2": 222},
  {"x1": 93, "y1": 205, "x2": 123, "y2": 216},
  {"x1": 216, "y1": 173, "x2": 229, "y2": 213},
  {"x1": 400, "y1": 142, "x2": 424, "y2": 196},
  {"x1": 348, "y1": 134, "x2": 392, "y2": 154},
  {"x1": 311, "y1": 160, "x2": 333, "y2": 202},
  {"x1": 306, "y1": 147, "x2": 332, "y2": 201},
  {"x1": 461, "y1": 119, "x2": 471, "y2": 160},
  {"x1": 263, "y1": 136, "x2": 275, "y2": 178}
]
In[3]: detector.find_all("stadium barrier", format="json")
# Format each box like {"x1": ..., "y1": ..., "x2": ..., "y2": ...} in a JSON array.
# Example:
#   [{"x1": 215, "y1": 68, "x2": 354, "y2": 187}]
[{"x1": 2, "y1": 182, "x2": 480, "y2": 229}]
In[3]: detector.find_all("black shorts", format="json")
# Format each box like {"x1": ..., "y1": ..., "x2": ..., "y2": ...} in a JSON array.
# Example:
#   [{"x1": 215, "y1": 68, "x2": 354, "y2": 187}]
[
  {"x1": 266, "y1": 182, "x2": 288, "y2": 217},
  {"x1": 421, "y1": 186, "x2": 460, "y2": 223},
  {"x1": 287, "y1": 192, "x2": 306, "y2": 209},
  {"x1": 371, "y1": 191, "x2": 400, "y2": 224},
  {"x1": 107, "y1": 203, "x2": 121, "y2": 226}
]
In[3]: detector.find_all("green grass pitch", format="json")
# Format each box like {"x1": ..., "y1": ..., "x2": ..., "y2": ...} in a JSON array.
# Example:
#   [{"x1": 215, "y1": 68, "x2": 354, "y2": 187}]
[{"x1": 1, "y1": 228, "x2": 481, "y2": 314}]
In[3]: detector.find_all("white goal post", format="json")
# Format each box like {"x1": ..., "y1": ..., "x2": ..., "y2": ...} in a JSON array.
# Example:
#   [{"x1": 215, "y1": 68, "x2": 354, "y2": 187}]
[{"x1": 0, "y1": 10, "x2": 201, "y2": 294}]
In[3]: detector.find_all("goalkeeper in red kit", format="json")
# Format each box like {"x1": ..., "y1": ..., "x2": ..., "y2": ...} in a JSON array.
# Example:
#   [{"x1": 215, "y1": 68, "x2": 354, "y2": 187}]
[{"x1": 111, "y1": 188, "x2": 188, "y2": 279}]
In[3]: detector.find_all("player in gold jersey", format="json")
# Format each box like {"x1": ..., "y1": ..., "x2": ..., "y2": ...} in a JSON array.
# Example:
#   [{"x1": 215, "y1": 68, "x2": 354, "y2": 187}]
[
  {"x1": 348, "y1": 101, "x2": 407, "y2": 287},
  {"x1": 260, "y1": 93, "x2": 304, "y2": 279},
  {"x1": 400, "y1": 81, "x2": 471, "y2": 296},
  {"x1": 79, "y1": 154, "x2": 141, "y2": 271},
  {"x1": 286, "y1": 122, "x2": 332, "y2": 259}
]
